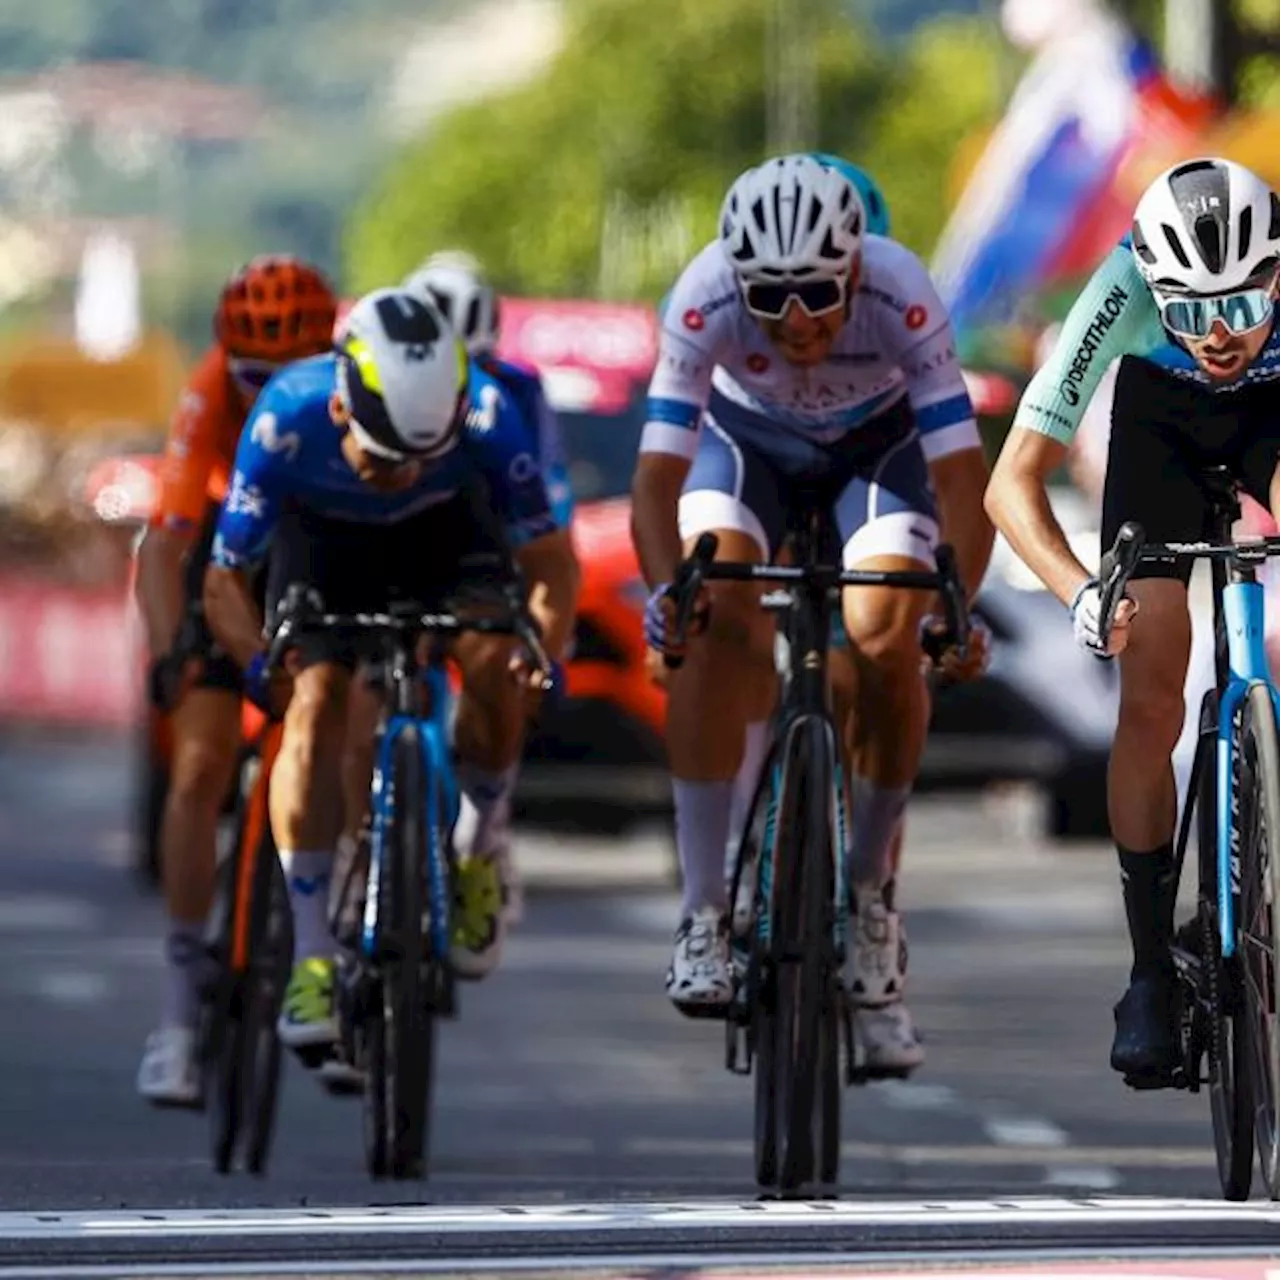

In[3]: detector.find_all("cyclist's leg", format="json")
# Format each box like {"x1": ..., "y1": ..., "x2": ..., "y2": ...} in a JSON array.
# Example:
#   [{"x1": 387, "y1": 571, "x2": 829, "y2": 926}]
[
  {"x1": 1103, "y1": 360, "x2": 1208, "y2": 1079},
  {"x1": 833, "y1": 424, "x2": 938, "y2": 1070},
  {"x1": 138, "y1": 512, "x2": 243, "y2": 1104},
  {"x1": 667, "y1": 420, "x2": 783, "y2": 1012},
  {"x1": 264, "y1": 511, "x2": 367, "y2": 1047}
]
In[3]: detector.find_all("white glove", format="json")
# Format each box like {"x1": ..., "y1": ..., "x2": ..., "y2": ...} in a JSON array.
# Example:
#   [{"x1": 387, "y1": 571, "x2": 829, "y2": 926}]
[{"x1": 1070, "y1": 577, "x2": 1137, "y2": 657}]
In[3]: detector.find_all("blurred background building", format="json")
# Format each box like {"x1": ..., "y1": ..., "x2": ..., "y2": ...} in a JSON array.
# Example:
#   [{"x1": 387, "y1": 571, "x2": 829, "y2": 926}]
[{"x1": 0, "y1": 0, "x2": 1275, "y2": 842}]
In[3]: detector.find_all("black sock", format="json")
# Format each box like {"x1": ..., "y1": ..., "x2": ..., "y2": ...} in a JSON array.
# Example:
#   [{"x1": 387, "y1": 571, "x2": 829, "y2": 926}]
[{"x1": 1118, "y1": 843, "x2": 1176, "y2": 980}]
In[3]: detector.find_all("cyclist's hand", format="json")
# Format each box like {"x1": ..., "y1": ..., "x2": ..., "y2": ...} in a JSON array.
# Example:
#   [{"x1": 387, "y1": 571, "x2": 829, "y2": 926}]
[
  {"x1": 643, "y1": 581, "x2": 709, "y2": 662},
  {"x1": 245, "y1": 650, "x2": 294, "y2": 719},
  {"x1": 509, "y1": 651, "x2": 563, "y2": 706},
  {"x1": 148, "y1": 652, "x2": 203, "y2": 712},
  {"x1": 922, "y1": 616, "x2": 990, "y2": 682},
  {"x1": 1071, "y1": 578, "x2": 1138, "y2": 656}
]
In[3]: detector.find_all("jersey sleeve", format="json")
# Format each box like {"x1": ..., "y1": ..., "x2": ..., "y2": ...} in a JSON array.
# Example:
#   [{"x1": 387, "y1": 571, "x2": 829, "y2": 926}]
[
  {"x1": 209, "y1": 396, "x2": 288, "y2": 571},
  {"x1": 640, "y1": 245, "x2": 732, "y2": 460},
  {"x1": 1016, "y1": 247, "x2": 1156, "y2": 445},
  {"x1": 469, "y1": 386, "x2": 559, "y2": 549},
  {"x1": 151, "y1": 351, "x2": 227, "y2": 532},
  {"x1": 875, "y1": 244, "x2": 980, "y2": 462}
]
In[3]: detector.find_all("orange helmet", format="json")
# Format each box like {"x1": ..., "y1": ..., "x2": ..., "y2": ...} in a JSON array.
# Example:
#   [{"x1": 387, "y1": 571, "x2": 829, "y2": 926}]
[{"x1": 214, "y1": 255, "x2": 338, "y2": 362}]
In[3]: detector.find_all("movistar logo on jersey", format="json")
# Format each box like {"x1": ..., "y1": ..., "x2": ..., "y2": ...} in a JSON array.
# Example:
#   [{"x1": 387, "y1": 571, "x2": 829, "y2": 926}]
[{"x1": 1059, "y1": 283, "x2": 1128, "y2": 406}]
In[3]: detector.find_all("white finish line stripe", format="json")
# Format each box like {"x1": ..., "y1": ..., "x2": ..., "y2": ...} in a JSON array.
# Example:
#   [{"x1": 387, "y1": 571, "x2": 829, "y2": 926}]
[{"x1": 0, "y1": 1199, "x2": 1279, "y2": 1241}]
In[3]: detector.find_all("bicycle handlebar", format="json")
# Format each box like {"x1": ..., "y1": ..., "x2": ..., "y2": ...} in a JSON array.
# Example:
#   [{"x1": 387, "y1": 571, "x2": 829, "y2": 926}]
[
  {"x1": 1095, "y1": 521, "x2": 1280, "y2": 651},
  {"x1": 265, "y1": 582, "x2": 553, "y2": 690},
  {"x1": 663, "y1": 532, "x2": 971, "y2": 672}
]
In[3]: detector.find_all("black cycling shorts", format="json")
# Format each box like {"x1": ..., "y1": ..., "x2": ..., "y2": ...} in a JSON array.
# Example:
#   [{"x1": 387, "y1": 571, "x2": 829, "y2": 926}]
[
  {"x1": 264, "y1": 489, "x2": 514, "y2": 672},
  {"x1": 1102, "y1": 356, "x2": 1280, "y2": 584},
  {"x1": 183, "y1": 502, "x2": 250, "y2": 695}
]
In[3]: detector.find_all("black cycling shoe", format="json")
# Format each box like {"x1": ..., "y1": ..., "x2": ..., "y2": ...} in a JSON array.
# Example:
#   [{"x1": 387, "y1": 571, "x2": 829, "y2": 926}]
[{"x1": 1111, "y1": 970, "x2": 1179, "y2": 1087}]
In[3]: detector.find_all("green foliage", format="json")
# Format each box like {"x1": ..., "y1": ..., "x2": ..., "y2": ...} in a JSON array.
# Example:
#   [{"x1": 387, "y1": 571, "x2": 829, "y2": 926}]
[{"x1": 346, "y1": 0, "x2": 1003, "y2": 301}]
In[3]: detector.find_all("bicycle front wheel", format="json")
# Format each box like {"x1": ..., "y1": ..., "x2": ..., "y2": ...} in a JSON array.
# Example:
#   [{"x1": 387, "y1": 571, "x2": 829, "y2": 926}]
[
  {"x1": 380, "y1": 725, "x2": 431, "y2": 1181},
  {"x1": 754, "y1": 716, "x2": 840, "y2": 1197},
  {"x1": 1238, "y1": 683, "x2": 1280, "y2": 1197}
]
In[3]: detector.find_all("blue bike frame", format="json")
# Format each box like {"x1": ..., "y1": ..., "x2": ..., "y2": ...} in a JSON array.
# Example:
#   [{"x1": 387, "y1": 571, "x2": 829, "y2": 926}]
[
  {"x1": 1216, "y1": 579, "x2": 1280, "y2": 956},
  {"x1": 362, "y1": 661, "x2": 460, "y2": 965}
]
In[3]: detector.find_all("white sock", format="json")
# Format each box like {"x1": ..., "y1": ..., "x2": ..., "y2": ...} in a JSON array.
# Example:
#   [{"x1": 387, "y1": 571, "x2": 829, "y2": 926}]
[
  {"x1": 279, "y1": 848, "x2": 334, "y2": 962},
  {"x1": 674, "y1": 778, "x2": 733, "y2": 919},
  {"x1": 456, "y1": 762, "x2": 518, "y2": 860}
]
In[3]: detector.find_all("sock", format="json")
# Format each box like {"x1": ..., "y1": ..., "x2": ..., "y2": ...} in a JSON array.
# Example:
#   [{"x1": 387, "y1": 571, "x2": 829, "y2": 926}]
[
  {"x1": 674, "y1": 778, "x2": 733, "y2": 919},
  {"x1": 161, "y1": 919, "x2": 205, "y2": 1030},
  {"x1": 1118, "y1": 843, "x2": 1176, "y2": 979},
  {"x1": 847, "y1": 775, "x2": 910, "y2": 893},
  {"x1": 726, "y1": 721, "x2": 770, "y2": 879},
  {"x1": 279, "y1": 848, "x2": 334, "y2": 962},
  {"x1": 456, "y1": 761, "x2": 518, "y2": 860}
]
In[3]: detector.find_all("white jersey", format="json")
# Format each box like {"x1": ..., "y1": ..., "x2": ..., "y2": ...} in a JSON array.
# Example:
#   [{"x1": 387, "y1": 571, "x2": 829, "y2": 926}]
[{"x1": 641, "y1": 236, "x2": 979, "y2": 466}]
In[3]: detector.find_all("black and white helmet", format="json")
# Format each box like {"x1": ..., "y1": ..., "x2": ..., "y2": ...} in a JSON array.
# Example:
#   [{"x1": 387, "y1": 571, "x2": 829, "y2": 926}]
[
  {"x1": 1131, "y1": 157, "x2": 1280, "y2": 296},
  {"x1": 403, "y1": 250, "x2": 499, "y2": 357},
  {"x1": 719, "y1": 153, "x2": 865, "y2": 283},
  {"x1": 334, "y1": 287, "x2": 468, "y2": 461}
]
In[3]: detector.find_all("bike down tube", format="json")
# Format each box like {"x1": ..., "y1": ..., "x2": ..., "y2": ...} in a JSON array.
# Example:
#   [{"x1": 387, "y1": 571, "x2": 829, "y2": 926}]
[
  {"x1": 1217, "y1": 578, "x2": 1270, "y2": 957},
  {"x1": 420, "y1": 719, "x2": 456, "y2": 963}
]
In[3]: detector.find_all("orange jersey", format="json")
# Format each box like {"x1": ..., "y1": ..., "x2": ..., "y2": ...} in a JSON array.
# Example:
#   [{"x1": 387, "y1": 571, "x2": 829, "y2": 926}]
[{"x1": 151, "y1": 346, "x2": 248, "y2": 532}]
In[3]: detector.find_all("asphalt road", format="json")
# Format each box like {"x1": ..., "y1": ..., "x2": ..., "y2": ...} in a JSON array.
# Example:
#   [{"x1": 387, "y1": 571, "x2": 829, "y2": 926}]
[{"x1": 0, "y1": 731, "x2": 1272, "y2": 1277}]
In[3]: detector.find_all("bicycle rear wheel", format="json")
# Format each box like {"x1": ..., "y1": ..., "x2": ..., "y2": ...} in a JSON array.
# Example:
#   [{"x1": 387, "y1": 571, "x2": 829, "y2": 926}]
[
  {"x1": 1238, "y1": 683, "x2": 1280, "y2": 1197},
  {"x1": 753, "y1": 716, "x2": 840, "y2": 1196},
  {"x1": 1197, "y1": 697, "x2": 1253, "y2": 1200}
]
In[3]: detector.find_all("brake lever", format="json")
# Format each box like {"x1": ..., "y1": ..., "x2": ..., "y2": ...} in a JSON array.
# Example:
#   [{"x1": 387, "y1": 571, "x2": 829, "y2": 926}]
[{"x1": 664, "y1": 532, "x2": 718, "y2": 671}]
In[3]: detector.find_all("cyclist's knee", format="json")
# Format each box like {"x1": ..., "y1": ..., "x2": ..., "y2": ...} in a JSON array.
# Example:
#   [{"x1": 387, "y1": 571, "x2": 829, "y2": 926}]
[
  {"x1": 284, "y1": 664, "x2": 349, "y2": 762},
  {"x1": 842, "y1": 577, "x2": 927, "y2": 676},
  {"x1": 1117, "y1": 579, "x2": 1191, "y2": 752},
  {"x1": 168, "y1": 737, "x2": 234, "y2": 809},
  {"x1": 454, "y1": 633, "x2": 518, "y2": 701}
]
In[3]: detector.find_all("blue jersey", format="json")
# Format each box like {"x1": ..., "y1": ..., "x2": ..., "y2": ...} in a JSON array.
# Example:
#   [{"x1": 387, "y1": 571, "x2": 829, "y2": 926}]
[
  {"x1": 479, "y1": 354, "x2": 574, "y2": 528},
  {"x1": 211, "y1": 354, "x2": 556, "y2": 571}
]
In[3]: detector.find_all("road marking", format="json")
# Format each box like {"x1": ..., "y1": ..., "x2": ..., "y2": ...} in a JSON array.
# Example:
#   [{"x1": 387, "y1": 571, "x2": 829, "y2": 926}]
[
  {"x1": 985, "y1": 1119, "x2": 1069, "y2": 1148},
  {"x1": 1043, "y1": 1167, "x2": 1123, "y2": 1191},
  {"x1": 0, "y1": 896, "x2": 98, "y2": 932},
  {"x1": 621, "y1": 1138, "x2": 1212, "y2": 1169},
  {"x1": 0, "y1": 1198, "x2": 1276, "y2": 1241},
  {"x1": 33, "y1": 971, "x2": 109, "y2": 1004},
  {"x1": 871, "y1": 1080, "x2": 959, "y2": 1110}
]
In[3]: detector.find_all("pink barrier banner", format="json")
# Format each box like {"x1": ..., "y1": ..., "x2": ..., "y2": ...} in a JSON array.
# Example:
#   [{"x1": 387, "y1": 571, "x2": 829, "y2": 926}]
[{"x1": 0, "y1": 576, "x2": 139, "y2": 726}]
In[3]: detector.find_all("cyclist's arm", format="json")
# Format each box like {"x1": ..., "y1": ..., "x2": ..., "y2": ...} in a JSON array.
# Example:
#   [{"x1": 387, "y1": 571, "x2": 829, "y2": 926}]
[
  {"x1": 880, "y1": 242, "x2": 993, "y2": 597},
  {"x1": 987, "y1": 246, "x2": 1157, "y2": 606},
  {"x1": 928, "y1": 449, "x2": 993, "y2": 601},
  {"x1": 203, "y1": 422, "x2": 284, "y2": 668},
  {"x1": 135, "y1": 386, "x2": 217, "y2": 656},
  {"x1": 514, "y1": 527, "x2": 580, "y2": 662}
]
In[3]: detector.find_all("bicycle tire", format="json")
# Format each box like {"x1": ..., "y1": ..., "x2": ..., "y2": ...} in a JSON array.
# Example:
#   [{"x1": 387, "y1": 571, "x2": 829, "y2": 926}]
[
  {"x1": 754, "y1": 716, "x2": 837, "y2": 1196},
  {"x1": 383, "y1": 725, "x2": 431, "y2": 1180},
  {"x1": 204, "y1": 838, "x2": 245, "y2": 1175},
  {"x1": 1238, "y1": 683, "x2": 1280, "y2": 1197},
  {"x1": 243, "y1": 825, "x2": 291, "y2": 1176},
  {"x1": 1198, "y1": 697, "x2": 1253, "y2": 1201}
]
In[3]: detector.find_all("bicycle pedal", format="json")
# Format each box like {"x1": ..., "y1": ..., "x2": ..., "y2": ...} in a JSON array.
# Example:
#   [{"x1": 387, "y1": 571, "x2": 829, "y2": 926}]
[
  {"x1": 725, "y1": 1019, "x2": 752, "y2": 1075},
  {"x1": 675, "y1": 1000, "x2": 730, "y2": 1022},
  {"x1": 292, "y1": 1043, "x2": 332, "y2": 1073},
  {"x1": 1121, "y1": 1068, "x2": 1180, "y2": 1092}
]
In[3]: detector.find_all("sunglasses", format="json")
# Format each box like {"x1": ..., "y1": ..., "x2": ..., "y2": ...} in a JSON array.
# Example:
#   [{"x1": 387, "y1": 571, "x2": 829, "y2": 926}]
[
  {"x1": 1155, "y1": 282, "x2": 1277, "y2": 340},
  {"x1": 742, "y1": 275, "x2": 847, "y2": 321},
  {"x1": 227, "y1": 356, "x2": 282, "y2": 392}
]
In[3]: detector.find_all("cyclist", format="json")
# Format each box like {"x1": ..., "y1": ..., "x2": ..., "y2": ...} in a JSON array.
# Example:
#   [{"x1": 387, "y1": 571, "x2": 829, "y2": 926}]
[
  {"x1": 133, "y1": 255, "x2": 338, "y2": 1106},
  {"x1": 634, "y1": 153, "x2": 993, "y2": 1073},
  {"x1": 984, "y1": 156, "x2": 1280, "y2": 1086},
  {"x1": 204, "y1": 286, "x2": 574, "y2": 1057},
  {"x1": 400, "y1": 250, "x2": 579, "y2": 922}
]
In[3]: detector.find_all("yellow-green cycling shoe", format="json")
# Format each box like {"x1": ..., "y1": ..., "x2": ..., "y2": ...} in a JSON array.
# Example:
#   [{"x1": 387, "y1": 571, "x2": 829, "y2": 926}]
[
  {"x1": 450, "y1": 854, "x2": 506, "y2": 980},
  {"x1": 277, "y1": 957, "x2": 339, "y2": 1048}
]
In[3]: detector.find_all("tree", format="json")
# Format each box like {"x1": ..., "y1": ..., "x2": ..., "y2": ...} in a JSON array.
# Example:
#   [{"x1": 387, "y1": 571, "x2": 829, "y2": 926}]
[{"x1": 345, "y1": 0, "x2": 1003, "y2": 300}]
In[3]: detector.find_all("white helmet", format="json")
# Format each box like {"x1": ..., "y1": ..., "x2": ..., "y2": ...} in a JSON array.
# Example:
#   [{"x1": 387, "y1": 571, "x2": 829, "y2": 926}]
[
  {"x1": 402, "y1": 250, "x2": 499, "y2": 357},
  {"x1": 1131, "y1": 157, "x2": 1280, "y2": 296},
  {"x1": 334, "y1": 287, "x2": 468, "y2": 461},
  {"x1": 719, "y1": 153, "x2": 866, "y2": 282}
]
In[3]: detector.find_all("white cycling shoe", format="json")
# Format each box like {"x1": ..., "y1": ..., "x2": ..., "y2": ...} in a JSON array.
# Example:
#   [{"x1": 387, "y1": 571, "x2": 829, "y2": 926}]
[
  {"x1": 136, "y1": 1025, "x2": 202, "y2": 1108},
  {"x1": 847, "y1": 894, "x2": 924, "y2": 1075},
  {"x1": 666, "y1": 906, "x2": 734, "y2": 1014}
]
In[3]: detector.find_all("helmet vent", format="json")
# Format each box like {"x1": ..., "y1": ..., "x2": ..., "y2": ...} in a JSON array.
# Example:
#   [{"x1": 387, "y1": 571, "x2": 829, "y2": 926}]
[
  {"x1": 1193, "y1": 213, "x2": 1224, "y2": 273},
  {"x1": 1270, "y1": 192, "x2": 1280, "y2": 240},
  {"x1": 1162, "y1": 224, "x2": 1192, "y2": 270},
  {"x1": 1239, "y1": 205, "x2": 1253, "y2": 262},
  {"x1": 1132, "y1": 222, "x2": 1156, "y2": 264}
]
